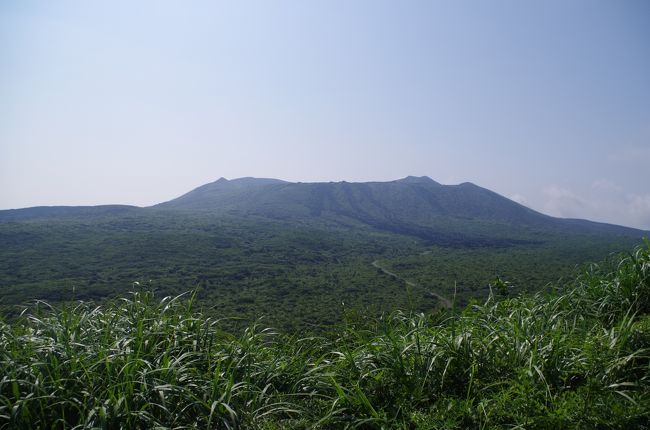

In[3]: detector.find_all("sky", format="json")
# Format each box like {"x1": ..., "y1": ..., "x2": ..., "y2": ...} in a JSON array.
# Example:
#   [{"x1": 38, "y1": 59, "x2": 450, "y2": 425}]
[{"x1": 1, "y1": 0, "x2": 649, "y2": 229}]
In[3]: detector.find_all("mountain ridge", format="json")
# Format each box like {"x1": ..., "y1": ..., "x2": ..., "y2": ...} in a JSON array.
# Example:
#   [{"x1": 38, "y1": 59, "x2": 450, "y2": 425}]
[
  {"x1": 1, "y1": 177, "x2": 647, "y2": 243},
  {"x1": 153, "y1": 177, "x2": 646, "y2": 243}
]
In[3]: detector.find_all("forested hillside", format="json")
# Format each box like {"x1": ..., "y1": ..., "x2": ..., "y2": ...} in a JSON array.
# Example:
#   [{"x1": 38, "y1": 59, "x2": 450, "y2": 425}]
[
  {"x1": 0, "y1": 209, "x2": 642, "y2": 331},
  {"x1": 1, "y1": 177, "x2": 646, "y2": 330}
]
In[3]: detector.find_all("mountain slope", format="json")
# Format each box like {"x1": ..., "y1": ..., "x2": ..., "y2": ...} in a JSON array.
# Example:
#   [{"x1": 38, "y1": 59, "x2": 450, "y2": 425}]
[
  {"x1": 156, "y1": 177, "x2": 288, "y2": 211},
  {"x1": 154, "y1": 177, "x2": 646, "y2": 244}
]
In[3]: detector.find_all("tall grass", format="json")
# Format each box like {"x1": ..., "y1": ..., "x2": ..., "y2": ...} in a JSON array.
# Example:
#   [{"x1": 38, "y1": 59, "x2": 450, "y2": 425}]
[{"x1": 1, "y1": 242, "x2": 649, "y2": 429}]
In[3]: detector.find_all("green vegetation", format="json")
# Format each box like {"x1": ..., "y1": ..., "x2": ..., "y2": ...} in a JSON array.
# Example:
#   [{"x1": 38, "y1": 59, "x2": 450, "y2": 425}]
[
  {"x1": 0, "y1": 210, "x2": 641, "y2": 331},
  {"x1": 1, "y1": 177, "x2": 646, "y2": 331},
  {"x1": 0, "y1": 212, "x2": 422, "y2": 330},
  {"x1": 2, "y1": 243, "x2": 649, "y2": 428},
  {"x1": 373, "y1": 236, "x2": 643, "y2": 309}
]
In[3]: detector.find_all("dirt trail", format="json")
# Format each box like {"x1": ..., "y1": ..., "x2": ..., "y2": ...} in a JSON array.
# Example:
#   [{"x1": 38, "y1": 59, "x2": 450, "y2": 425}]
[{"x1": 371, "y1": 260, "x2": 452, "y2": 308}]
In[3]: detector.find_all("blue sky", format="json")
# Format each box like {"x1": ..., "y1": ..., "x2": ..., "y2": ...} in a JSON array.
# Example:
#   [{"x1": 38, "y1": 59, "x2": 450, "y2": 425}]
[{"x1": 1, "y1": 1, "x2": 649, "y2": 229}]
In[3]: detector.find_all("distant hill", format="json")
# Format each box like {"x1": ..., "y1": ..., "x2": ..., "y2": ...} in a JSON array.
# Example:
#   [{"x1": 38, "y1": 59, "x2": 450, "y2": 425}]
[
  {"x1": 153, "y1": 176, "x2": 646, "y2": 245},
  {"x1": 0, "y1": 205, "x2": 140, "y2": 222}
]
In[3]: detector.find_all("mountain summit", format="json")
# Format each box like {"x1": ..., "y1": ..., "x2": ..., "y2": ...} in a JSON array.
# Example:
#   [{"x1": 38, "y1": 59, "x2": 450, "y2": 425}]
[
  {"x1": 394, "y1": 176, "x2": 440, "y2": 185},
  {"x1": 155, "y1": 176, "x2": 547, "y2": 225}
]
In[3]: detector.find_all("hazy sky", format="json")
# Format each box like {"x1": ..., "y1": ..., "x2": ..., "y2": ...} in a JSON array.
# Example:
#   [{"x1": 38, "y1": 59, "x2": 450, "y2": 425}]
[{"x1": 1, "y1": 1, "x2": 649, "y2": 229}]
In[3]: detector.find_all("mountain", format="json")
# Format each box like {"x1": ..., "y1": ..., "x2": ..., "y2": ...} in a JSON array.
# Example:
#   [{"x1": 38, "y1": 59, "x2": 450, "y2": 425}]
[
  {"x1": 0, "y1": 176, "x2": 648, "y2": 247},
  {"x1": 1, "y1": 176, "x2": 645, "y2": 246},
  {"x1": 1, "y1": 176, "x2": 646, "y2": 329},
  {"x1": 155, "y1": 176, "x2": 532, "y2": 221},
  {"x1": 154, "y1": 176, "x2": 645, "y2": 245}
]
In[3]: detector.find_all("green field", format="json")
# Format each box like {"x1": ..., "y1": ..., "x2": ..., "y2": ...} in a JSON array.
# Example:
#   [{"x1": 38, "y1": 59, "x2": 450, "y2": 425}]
[{"x1": 1, "y1": 242, "x2": 648, "y2": 428}]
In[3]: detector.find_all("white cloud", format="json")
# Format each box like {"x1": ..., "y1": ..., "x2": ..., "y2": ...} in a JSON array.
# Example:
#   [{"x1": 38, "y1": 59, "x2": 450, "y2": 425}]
[
  {"x1": 521, "y1": 181, "x2": 650, "y2": 230},
  {"x1": 541, "y1": 185, "x2": 589, "y2": 219}
]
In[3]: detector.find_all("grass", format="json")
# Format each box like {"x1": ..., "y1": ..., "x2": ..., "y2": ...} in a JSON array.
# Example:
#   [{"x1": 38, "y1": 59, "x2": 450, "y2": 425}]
[{"x1": 1, "y1": 242, "x2": 649, "y2": 429}]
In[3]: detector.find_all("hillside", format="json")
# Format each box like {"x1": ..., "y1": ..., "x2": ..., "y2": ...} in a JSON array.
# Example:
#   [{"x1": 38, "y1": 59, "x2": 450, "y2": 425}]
[{"x1": 0, "y1": 177, "x2": 646, "y2": 330}]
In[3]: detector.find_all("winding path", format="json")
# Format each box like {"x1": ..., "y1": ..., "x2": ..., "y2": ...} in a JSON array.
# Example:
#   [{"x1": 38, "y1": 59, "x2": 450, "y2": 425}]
[{"x1": 371, "y1": 260, "x2": 452, "y2": 308}]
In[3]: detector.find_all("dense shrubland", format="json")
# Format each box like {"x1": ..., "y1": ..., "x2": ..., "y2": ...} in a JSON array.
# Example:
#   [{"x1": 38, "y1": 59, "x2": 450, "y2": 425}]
[
  {"x1": 1, "y1": 243, "x2": 649, "y2": 429},
  {"x1": 1, "y1": 211, "x2": 641, "y2": 331}
]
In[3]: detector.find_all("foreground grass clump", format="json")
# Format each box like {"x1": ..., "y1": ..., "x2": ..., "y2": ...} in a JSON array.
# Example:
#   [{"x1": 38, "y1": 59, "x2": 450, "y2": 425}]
[{"x1": 1, "y1": 244, "x2": 649, "y2": 429}]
